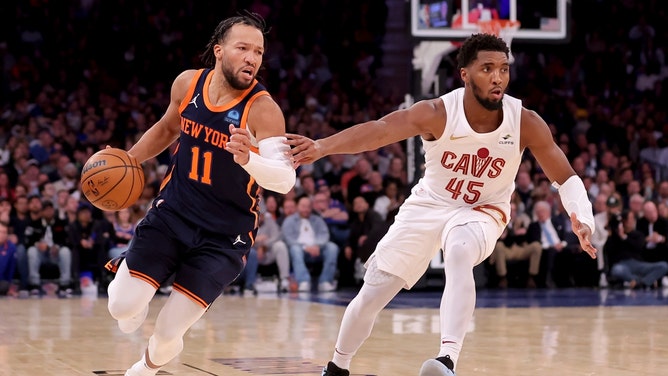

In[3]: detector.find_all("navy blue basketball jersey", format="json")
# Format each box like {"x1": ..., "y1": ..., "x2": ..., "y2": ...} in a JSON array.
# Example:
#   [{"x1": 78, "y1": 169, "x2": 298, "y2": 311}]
[{"x1": 157, "y1": 68, "x2": 269, "y2": 237}]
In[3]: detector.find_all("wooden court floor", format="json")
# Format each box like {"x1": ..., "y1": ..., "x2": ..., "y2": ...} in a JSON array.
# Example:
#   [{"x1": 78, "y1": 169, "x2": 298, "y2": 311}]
[{"x1": 2, "y1": 288, "x2": 668, "y2": 376}]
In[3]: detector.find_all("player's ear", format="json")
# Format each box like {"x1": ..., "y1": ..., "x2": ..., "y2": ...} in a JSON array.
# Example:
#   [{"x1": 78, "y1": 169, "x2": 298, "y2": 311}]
[
  {"x1": 460, "y1": 68, "x2": 468, "y2": 85},
  {"x1": 214, "y1": 44, "x2": 223, "y2": 59}
]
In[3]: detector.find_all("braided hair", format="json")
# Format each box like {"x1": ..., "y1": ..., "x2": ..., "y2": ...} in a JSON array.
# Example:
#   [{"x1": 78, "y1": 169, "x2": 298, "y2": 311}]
[
  {"x1": 200, "y1": 11, "x2": 268, "y2": 68},
  {"x1": 456, "y1": 33, "x2": 509, "y2": 70}
]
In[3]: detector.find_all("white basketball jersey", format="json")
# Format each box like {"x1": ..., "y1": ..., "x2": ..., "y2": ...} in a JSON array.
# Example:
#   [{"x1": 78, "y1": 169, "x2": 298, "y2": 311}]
[{"x1": 420, "y1": 87, "x2": 523, "y2": 213}]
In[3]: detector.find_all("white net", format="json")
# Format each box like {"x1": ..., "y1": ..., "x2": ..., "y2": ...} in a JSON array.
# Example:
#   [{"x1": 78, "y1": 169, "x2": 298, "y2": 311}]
[{"x1": 477, "y1": 20, "x2": 521, "y2": 63}]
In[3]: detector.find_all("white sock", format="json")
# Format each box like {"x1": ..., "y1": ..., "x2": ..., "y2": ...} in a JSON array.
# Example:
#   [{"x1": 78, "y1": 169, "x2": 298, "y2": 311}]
[{"x1": 438, "y1": 342, "x2": 460, "y2": 368}]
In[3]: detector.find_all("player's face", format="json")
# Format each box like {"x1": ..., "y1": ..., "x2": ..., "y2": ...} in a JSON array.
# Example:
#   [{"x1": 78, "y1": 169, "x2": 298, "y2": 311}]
[
  {"x1": 466, "y1": 51, "x2": 509, "y2": 111},
  {"x1": 218, "y1": 24, "x2": 264, "y2": 90}
]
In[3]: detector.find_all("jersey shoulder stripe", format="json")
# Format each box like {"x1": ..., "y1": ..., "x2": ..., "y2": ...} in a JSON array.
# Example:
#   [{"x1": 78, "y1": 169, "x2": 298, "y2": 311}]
[{"x1": 177, "y1": 69, "x2": 205, "y2": 113}]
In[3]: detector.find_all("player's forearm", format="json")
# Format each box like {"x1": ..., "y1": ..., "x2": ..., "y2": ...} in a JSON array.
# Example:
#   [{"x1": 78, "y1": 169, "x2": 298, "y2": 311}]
[
  {"x1": 241, "y1": 136, "x2": 296, "y2": 194},
  {"x1": 317, "y1": 120, "x2": 404, "y2": 156},
  {"x1": 128, "y1": 122, "x2": 180, "y2": 163}
]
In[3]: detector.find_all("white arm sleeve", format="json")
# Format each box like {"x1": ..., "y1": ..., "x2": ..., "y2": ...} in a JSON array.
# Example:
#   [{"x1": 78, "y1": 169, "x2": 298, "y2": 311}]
[
  {"x1": 554, "y1": 175, "x2": 595, "y2": 234},
  {"x1": 241, "y1": 136, "x2": 296, "y2": 194}
]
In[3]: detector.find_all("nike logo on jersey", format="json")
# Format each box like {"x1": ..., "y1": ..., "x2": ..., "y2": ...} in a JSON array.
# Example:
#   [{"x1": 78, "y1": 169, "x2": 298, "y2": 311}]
[
  {"x1": 449, "y1": 134, "x2": 467, "y2": 140},
  {"x1": 189, "y1": 93, "x2": 200, "y2": 108},
  {"x1": 233, "y1": 235, "x2": 247, "y2": 246}
]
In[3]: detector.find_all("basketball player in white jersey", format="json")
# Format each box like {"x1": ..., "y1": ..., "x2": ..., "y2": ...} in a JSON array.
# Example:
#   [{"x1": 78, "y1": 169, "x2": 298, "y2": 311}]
[{"x1": 286, "y1": 33, "x2": 597, "y2": 376}]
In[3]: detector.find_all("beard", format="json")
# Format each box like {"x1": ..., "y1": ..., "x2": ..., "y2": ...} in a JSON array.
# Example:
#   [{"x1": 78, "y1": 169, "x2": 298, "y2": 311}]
[
  {"x1": 470, "y1": 80, "x2": 503, "y2": 111},
  {"x1": 222, "y1": 65, "x2": 254, "y2": 90}
]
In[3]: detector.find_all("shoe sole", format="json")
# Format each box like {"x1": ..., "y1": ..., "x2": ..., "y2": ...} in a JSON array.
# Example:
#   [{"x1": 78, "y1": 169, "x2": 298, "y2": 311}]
[{"x1": 419, "y1": 359, "x2": 455, "y2": 376}]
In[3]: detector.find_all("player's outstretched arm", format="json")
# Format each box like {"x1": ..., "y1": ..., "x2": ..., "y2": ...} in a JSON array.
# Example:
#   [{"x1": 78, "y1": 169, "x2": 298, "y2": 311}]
[
  {"x1": 521, "y1": 108, "x2": 597, "y2": 259},
  {"x1": 287, "y1": 98, "x2": 445, "y2": 164}
]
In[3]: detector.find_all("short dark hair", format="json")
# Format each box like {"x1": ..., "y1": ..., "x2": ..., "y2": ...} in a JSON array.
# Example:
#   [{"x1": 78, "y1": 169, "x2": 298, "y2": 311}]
[
  {"x1": 456, "y1": 33, "x2": 510, "y2": 70},
  {"x1": 200, "y1": 11, "x2": 268, "y2": 68}
]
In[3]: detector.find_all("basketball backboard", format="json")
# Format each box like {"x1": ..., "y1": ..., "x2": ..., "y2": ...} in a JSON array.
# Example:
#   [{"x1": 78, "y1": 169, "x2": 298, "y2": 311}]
[{"x1": 411, "y1": 0, "x2": 570, "y2": 41}]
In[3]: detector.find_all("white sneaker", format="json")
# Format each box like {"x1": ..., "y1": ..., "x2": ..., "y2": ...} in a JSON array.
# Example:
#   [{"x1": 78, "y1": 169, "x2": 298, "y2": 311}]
[
  {"x1": 419, "y1": 356, "x2": 456, "y2": 376},
  {"x1": 279, "y1": 278, "x2": 290, "y2": 293},
  {"x1": 318, "y1": 281, "x2": 335, "y2": 292},
  {"x1": 662, "y1": 276, "x2": 668, "y2": 288},
  {"x1": 298, "y1": 281, "x2": 311, "y2": 292},
  {"x1": 118, "y1": 305, "x2": 148, "y2": 333},
  {"x1": 124, "y1": 359, "x2": 159, "y2": 376}
]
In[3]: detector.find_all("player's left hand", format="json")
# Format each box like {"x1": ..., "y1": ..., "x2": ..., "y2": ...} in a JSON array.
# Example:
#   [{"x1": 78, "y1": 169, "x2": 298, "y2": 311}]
[
  {"x1": 570, "y1": 212, "x2": 597, "y2": 259},
  {"x1": 285, "y1": 133, "x2": 324, "y2": 166},
  {"x1": 226, "y1": 124, "x2": 252, "y2": 165}
]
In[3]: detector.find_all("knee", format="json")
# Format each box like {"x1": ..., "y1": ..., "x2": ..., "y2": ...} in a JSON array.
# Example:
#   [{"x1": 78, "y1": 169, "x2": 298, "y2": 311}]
[
  {"x1": 27, "y1": 246, "x2": 38, "y2": 258},
  {"x1": 107, "y1": 295, "x2": 135, "y2": 320},
  {"x1": 659, "y1": 262, "x2": 668, "y2": 273},
  {"x1": 59, "y1": 247, "x2": 71, "y2": 258},
  {"x1": 272, "y1": 241, "x2": 288, "y2": 255},
  {"x1": 288, "y1": 245, "x2": 304, "y2": 259},
  {"x1": 610, "y1": 264, "x2": 625, "y2": 277},
  {"x1": 323, "y1": 242, "x2": 339, "y2": 258},
  {"x1": 445, "y1": 241, "x2": 476, "y2": 269}
]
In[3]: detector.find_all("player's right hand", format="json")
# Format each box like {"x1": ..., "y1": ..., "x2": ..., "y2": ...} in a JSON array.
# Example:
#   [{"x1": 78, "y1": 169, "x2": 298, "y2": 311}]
[{"x1": 226, "y1": 124, "x2": 252, "y2": 165}]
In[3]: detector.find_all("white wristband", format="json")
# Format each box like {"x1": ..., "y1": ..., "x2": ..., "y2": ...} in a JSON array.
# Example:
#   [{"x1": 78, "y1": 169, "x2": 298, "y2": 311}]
[{"x1": 556, "y1": 175, "x2": 595, "y2": 234}]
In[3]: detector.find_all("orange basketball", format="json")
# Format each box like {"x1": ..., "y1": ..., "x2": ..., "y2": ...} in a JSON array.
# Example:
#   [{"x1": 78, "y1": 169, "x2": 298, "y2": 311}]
[{"x1": 80, "y1": 148, "x2": 145, "y2": 211}]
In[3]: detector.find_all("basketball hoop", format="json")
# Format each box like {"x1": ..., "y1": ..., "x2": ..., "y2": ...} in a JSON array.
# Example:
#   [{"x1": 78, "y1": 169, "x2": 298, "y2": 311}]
[{"x1": 477, "y1": 20, "x2": 520, "y2": 63}]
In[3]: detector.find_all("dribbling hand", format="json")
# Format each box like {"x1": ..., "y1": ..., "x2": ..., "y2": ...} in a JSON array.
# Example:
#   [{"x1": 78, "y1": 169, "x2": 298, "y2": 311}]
[
  {"x1": 570, "y1": 212, "x2": 597, "y2": 259},
  {"x1": 285, "y1": 133, "x2": 324, "y2": 166}
]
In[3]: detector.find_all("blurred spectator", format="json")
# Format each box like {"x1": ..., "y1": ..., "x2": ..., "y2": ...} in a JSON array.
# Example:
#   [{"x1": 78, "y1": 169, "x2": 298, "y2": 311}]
[
  {"x1": 282, "y1": 195, "x2": 339, "y2": 292},
  {"x1": 319, "y1": 154, "x2": 348, "y2": 203},
  {"x1": 312, "y1": 185, "x2": 349, "y2": 251},
  {"x1": 592, "y1": 193, "x2": 623, "y2": 287},
  {"x1": 344, "y1": 157, "x2": 373, "y2": 206},
  {"x1": 605, "y1": 210, "x2": 668, "y2": 289},
  {"x1": 628, "y1": 193, "x2": 645, "y2": 220},
  {"x1": 343, "y1": 196, "x2": 387, "y2": 287},
  {"x1": 8, "y1": 195, "x2": 29, "y2": 290},
  {"x1": 297, "y1": 173, "x2": 318, "y2": 200},
  {"x1": 277, "y1": 197, "x2": 297, "y2": 226},
  {"x1": 373, "y1": 179, "x2": 404, "y2": 223},
  {"x1": 0, "y1": 222, "x2": 17, "y2": 296},
  {"x1": 637, "y1": 200, "x2": 668, "y2": 263},
  {"x1": 67, "y1": 205, "x2": 101, "y2": 292},
  {"x1": 489, "y1": 202, "x2": 542, "y2": 288},
  {"x1": 263, "y1": 194, "x2": 281, "y2": 222},
  {"x1": 0, "y1": 171, "x2": 16, "y2": 202},
  {"x1": 384, "y1": 156, "x2": 408, "y2": 190},
  {"x1": 0, "y1": 197, "x2": 11, "y2": 225},
  {"x1": 242, "y1": 212, "x2": 290, "y2": 294},
  {"x1": 51, "y1": 162, "x2": 79, "y2": 193},
  {"x1": 360, "y1": 170, "x2": 385, "y2": 208},
  {"x1": 109, "y1": 208, "x2": 136, "y2": 259},
  {"x1": 514, "y1": 171, "x2": 534, "y2": 214},
  {"x1": 527, "y1": 200, "x2": 578, "y2": 288},
  {"x1": 25, "y1": 200, "x2": 72, "y2": 297}
]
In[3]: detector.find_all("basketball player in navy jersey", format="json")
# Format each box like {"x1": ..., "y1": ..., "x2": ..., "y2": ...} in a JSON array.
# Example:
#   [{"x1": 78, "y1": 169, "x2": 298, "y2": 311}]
[
  {"x1": 104, "y1": 12, "x2": 295, "y2": 376},
  {"x1": 287, "y1": 34, "x2": 597, "y2": 376}
]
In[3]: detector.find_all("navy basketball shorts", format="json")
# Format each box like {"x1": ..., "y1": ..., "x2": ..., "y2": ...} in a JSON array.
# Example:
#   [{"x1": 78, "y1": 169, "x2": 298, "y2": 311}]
[{"x1": 124, "y1": 202, "x2": 252, "y2": 307}]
